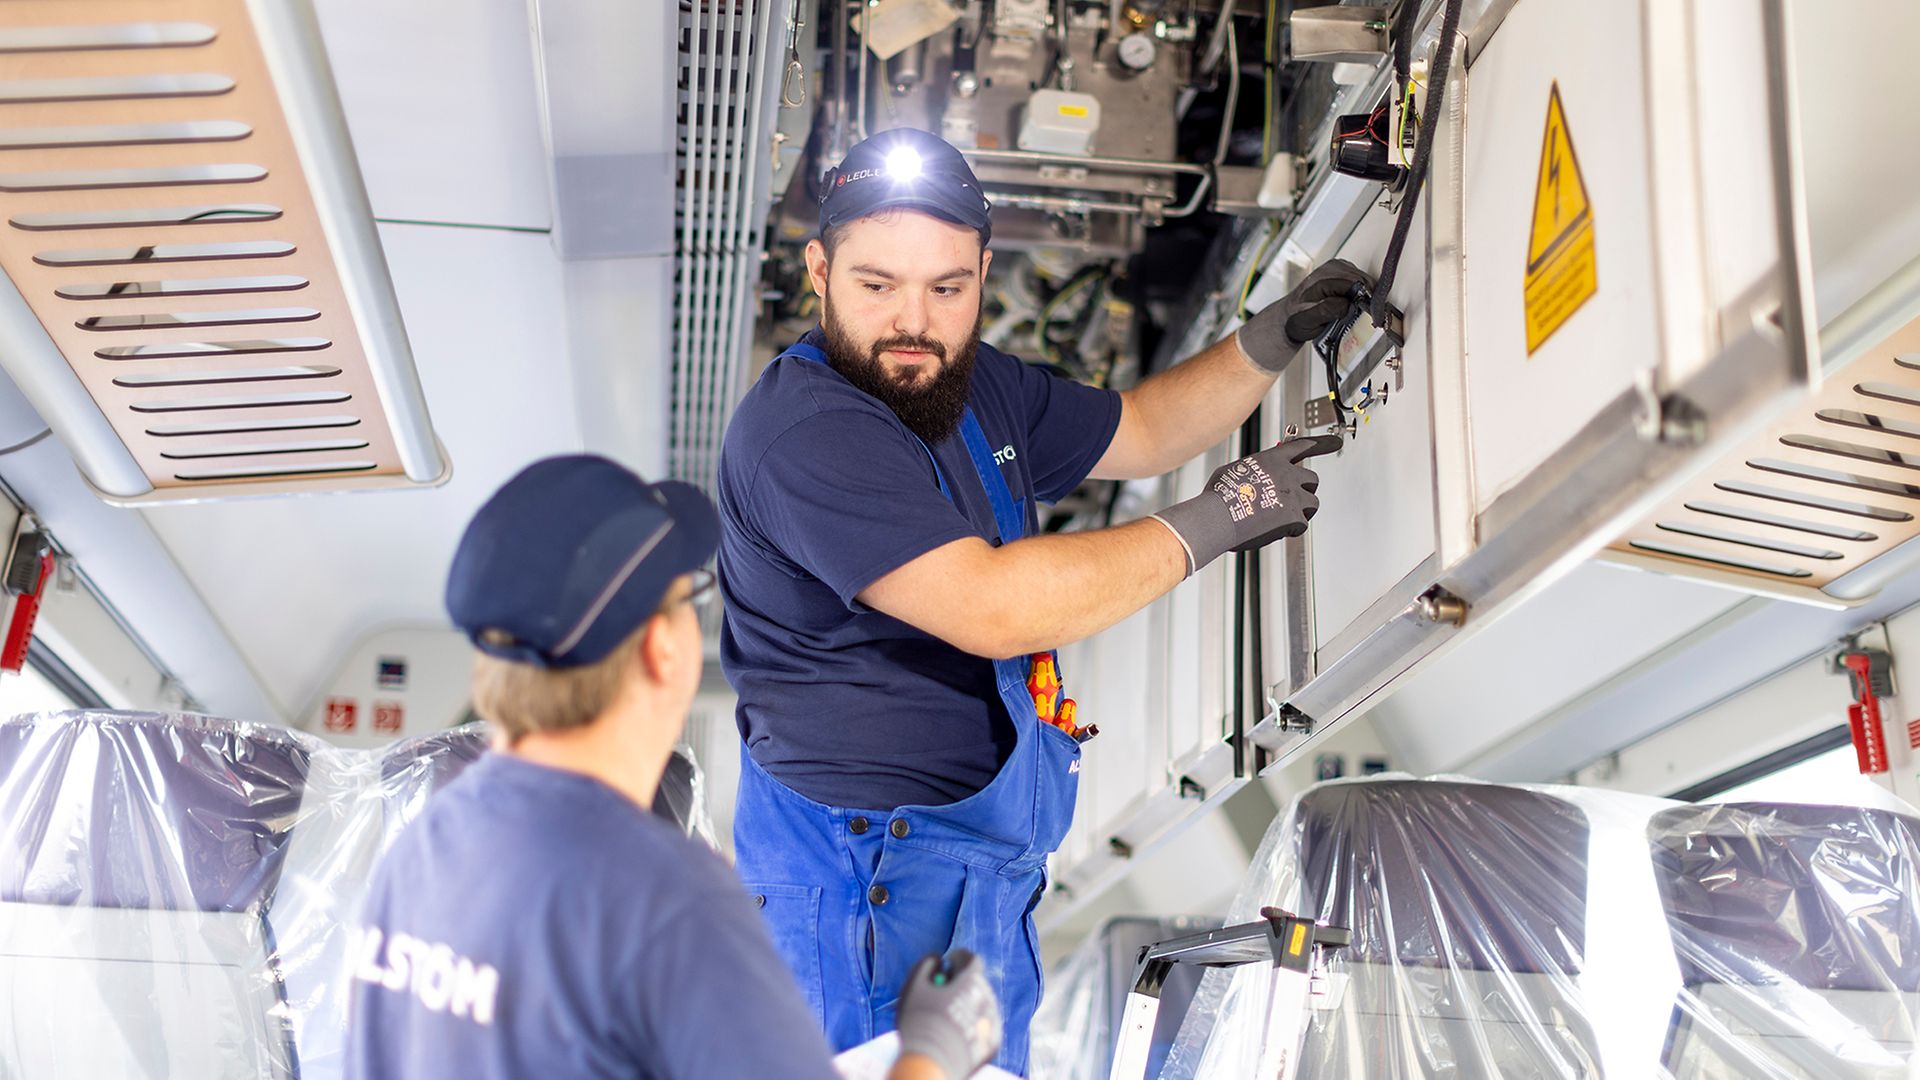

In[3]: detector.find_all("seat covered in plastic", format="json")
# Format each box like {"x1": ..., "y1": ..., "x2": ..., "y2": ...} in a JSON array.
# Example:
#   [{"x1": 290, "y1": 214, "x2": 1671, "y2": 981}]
[
  {"x1": 1288, "y1": 778, "x2": 1601, "y2": 1077},
  {"x1": 0, "y1": 710, "x2": 313, "y2": 1078},
  {"x1": 375, "y1": 724, "x2": 705, "y2": 836},
  {"x1": 0, "y1": 713, "x2": 493, "y2": 1079},
  {"x1": 1649, "y1": 801, "x2": 1920, "y2": 1078},
  {"x1": 375, "y1": 724, "x2": 491, "y2": 844},
  {"x1": 0, "y1": 709, "x2": 721, "y2": 1077}
]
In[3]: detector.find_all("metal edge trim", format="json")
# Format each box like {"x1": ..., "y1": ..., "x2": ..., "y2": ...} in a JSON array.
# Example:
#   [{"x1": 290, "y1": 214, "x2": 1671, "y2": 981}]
[
  {"x1": 0, "y1": 273, "x2": 151, "y2": 498},
  {"x1": 1593, "y1": 546, "x2": 1858, "y2": 610},
  {"x1": 87, "y1": 434, "x2": 452, "y2": 506},
  {"x1": 243, "y1": 0, "x2": 447, "y2": 484}
]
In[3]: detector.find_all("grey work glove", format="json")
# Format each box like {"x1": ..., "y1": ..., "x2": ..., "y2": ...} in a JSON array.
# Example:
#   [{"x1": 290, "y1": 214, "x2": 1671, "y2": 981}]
[
  {"x1": 1235, "y1": 259, "x2": 1375, "y2": 374},
  {"x1": 897, "y1": 949, "x2": 1001, "y2": 1079},
  {"x1": 1151, "y1": 434, "x2": 1343, "y2": 576}
]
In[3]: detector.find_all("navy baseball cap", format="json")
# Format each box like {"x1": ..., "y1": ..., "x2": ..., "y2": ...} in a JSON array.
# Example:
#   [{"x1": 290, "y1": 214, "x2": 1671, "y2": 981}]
[
  {"x1": 445, "y1": 455, "x2": 719, "y2": 669},
  {"x1": 820, "y1": 127, "x2": 992, "y2": 244}
]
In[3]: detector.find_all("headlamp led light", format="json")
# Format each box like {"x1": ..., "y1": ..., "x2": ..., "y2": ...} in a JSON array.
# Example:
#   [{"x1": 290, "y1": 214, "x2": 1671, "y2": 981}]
[{"x1": 884, "y1": 145, "x2": 923, "y2": 181}]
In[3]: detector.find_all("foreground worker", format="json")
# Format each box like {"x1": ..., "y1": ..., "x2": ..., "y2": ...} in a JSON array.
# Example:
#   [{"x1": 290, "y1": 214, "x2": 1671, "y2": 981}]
[
  {"x1": 718, "y1": 128, "x2": 1367, "y2": 1069},
  {"x1": 346, "y1": 455, "x2": 1000, "y2": 1080}
]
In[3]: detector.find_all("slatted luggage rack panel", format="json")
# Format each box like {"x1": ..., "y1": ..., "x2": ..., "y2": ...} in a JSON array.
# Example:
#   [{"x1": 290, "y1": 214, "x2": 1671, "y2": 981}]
[
  {"x1": 1612, "y1": 314, "x2": 1920, "y2": 597},
  {"x1": 0, "y1": 0, "x2": 441, "y2": 499}
]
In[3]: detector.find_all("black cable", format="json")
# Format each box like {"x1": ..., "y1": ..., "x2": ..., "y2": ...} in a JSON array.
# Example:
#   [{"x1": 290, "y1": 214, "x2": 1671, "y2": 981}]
[
  {"x1": 1321, "y1": 344, "x2": 1347, "y2": 425},
  {"x1": 1244, "y1": 407, "x2": 1265, "y2": 733},
  {"x1": 1231, "y1": 404, "x2": 1267, "y2": 778},
  {"x1": 1392, "y1": 0, "x2": 1416, "y2": 88},
  {"x1": 1232, "y1": 548, "x2": 1247, "y2": 777},
  {"x1": 1371, "y1": 0, "x2": 1463, "y2": 324}
]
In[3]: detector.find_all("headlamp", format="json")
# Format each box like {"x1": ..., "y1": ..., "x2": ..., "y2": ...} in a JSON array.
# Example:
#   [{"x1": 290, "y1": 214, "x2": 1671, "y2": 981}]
[{"x1": 884, "y1": 146, "x2": 923, "y2": 181}]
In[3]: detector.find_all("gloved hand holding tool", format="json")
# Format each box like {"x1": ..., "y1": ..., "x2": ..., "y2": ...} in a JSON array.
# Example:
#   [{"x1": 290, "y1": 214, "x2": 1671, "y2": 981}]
[
  {"x1": 897, "y1": 949, "x2": 1002, "y2": 1079},
  {"x1": 1151, "y1": 434, "x2": 1344, "y2": 577},
  {"x1": 1234, "y1": 259, "x2": 1374, "y2": 374}
]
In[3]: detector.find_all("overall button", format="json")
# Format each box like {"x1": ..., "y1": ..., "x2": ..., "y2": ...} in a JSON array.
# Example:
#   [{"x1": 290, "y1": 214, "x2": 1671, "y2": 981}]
[
  {"x1": 848, "y1": 816, "x2": 870, "y2": 835},
  {"x1": 889, "y1": 819, "x2": 910, "y2": 839},
  {"x1": 868, "y1": 884, "x2": 890, "y2": 906},
  {"x1": 754, "y1": 894, "x2": 766, "y2": 908}
]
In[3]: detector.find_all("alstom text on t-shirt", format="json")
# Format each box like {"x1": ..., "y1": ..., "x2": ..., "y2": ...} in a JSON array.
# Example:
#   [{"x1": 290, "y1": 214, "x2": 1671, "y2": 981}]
[{"x1": 349, "y1": 925, "x2": 500, "y2": 1026}]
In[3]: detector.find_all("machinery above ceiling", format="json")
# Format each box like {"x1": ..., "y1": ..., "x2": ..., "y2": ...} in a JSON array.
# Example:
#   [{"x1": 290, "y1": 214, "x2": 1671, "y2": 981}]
[{"x1": 745, "y1": 0, "x2": 1373, "y2": 466}]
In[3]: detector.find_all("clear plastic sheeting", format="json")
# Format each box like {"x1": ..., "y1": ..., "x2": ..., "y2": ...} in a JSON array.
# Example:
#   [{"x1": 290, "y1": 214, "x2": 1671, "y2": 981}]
[
  {"x1": 1161, "y1": 776, "x2": 1615, "y2": 1078},
  {"x1": 1652, "y1": 802, "x2": 1920, "y2": 1078},
  {"x1": 1154, "y1": 775, "x2": 1920, "y2": 1079},
  {"x1": 1031, "y1": 916, "x2": 1216, "y2": 1080},
  {"x1": 657, "y1": 737, "x2": 719, "y2": 848},
  {"x1": 0, "y1": 710, "x2": 314, "y2": 1079},
  {"x1": 0, "y1": 709, "x2": 718, "y2": 1079}
]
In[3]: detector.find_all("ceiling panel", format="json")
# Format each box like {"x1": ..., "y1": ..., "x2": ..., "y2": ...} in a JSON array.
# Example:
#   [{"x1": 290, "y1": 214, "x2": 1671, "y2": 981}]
[
  {"x1": 138, "y1": 222, "x2": 579, "y2": 711},
  {"x1": 1789, "y1": 0, "x2": 1920, "y2": 329},
  {"x1": 310, "y1": 0, "x2": 552, "y2": 230}
]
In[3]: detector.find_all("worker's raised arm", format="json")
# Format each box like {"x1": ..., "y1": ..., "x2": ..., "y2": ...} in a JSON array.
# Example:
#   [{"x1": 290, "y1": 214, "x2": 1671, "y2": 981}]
[
  {"x1": 1090, "y1": 259, "x2": 1372, "y2": 482},
  {"x1": 1090, "y1": 333, "x2": 1276, "y2": 481},
  {"x1": 860, "y1": 435, "x2": 1340, "y2": 658}
]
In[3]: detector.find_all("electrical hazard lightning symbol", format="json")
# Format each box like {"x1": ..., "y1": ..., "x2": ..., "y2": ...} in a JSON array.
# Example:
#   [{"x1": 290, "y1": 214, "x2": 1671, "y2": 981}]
[{"x1": 1523, "y1": 82, "x2": 1597, "y2": 354}]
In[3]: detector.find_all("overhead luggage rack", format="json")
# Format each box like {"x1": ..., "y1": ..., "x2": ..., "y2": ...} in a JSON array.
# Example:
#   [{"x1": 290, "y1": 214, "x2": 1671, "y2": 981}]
[
  {"x1": 1609, "y1": 297, "x2": 1920, "y2": 605},
  {"x1": 0, "y1": 0, "x2": 446, "y2": 503}
]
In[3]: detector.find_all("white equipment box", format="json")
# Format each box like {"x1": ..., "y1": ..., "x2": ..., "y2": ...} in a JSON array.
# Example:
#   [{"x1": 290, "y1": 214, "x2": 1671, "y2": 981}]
[{"x1": 1019, "y1": 89, "x2": 1102, "y2": 156}]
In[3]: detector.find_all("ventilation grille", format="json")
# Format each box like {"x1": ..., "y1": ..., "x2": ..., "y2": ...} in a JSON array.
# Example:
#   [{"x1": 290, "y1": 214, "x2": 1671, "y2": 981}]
[
  {"x1": 0, "y1": 0, "x2": 436, "y2": 497},
  {"x1": 1611, "y1": 314, "x2": 1920, "y2": 593},
  {"x1": 670, "y1": 0, "x2": 776, "y2": 493}
]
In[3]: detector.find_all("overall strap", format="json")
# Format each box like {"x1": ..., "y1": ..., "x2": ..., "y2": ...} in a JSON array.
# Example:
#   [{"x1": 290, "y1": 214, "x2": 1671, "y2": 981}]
[{"x1": 959, "y1": 408, "x2": 1025, "y2": 545}]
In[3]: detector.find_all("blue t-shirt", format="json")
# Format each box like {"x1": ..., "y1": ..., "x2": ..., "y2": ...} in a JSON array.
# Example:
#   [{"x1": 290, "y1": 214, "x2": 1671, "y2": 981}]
[
  {"x1": 345, "y1": 753, "x2": 840, "y2": 1080},
  {"x1": 718, "y1": 331, "x2": 1122, "y2": 809}
]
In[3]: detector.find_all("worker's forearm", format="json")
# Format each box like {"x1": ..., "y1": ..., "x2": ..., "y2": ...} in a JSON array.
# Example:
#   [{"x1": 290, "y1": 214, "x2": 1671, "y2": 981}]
[
  {"x1": 971, "y1": 517, "x2": 1187, "y2": 656},
  {"x1": 1110, "y1": 336, "x2": 1277, "y2": 478}
]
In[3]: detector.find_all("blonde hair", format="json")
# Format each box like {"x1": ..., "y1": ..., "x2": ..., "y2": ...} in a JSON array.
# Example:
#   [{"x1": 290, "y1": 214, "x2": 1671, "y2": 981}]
[{"x1": 468, "y1": 612, "x2": 663, "y2": 743}]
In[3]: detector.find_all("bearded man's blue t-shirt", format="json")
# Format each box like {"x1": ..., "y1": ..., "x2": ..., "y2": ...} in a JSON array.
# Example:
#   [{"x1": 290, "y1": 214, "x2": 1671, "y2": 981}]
[{"x1": 717, "y1": 329, "x2": 1123, "y2": 810}]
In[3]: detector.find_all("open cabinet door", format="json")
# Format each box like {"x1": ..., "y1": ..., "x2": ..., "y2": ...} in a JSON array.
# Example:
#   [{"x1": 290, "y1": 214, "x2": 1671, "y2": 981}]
[
  {"x1": 1045, "y1": 0, "x2": 1844, "y2": 907},
  {"x1": 1246, "y1": 0, "x2": 1820, "y2": 766}
]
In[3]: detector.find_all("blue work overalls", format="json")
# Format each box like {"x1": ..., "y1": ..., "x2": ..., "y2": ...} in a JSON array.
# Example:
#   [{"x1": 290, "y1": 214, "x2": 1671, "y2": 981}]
[{"x1": 734, "y1": 343, "x2": 1082, "y2": 1074}]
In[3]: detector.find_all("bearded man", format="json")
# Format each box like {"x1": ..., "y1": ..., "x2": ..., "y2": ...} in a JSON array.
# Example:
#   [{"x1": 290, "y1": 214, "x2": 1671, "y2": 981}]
[{"x1": 716, "y1": 127, "x2": 1364, "y2": 1072}]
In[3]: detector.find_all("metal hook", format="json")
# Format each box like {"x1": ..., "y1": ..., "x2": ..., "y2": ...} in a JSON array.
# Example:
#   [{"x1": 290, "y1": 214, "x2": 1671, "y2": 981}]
[
  {"x1": 782, "y1": 57, "x2": 806, "y2": 107},
  {"x1": 779, "y1": 0, "x2": 807, "y2": 107}
]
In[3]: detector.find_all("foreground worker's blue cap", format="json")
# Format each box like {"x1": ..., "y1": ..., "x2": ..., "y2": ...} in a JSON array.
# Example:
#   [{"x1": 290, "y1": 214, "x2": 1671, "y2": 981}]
[
  {"x1": 445, "y1": 455, "x2": 718, "y2": 669},
  {"x1": 820, "y1": 127, "x2": 992, "y2": 244}
]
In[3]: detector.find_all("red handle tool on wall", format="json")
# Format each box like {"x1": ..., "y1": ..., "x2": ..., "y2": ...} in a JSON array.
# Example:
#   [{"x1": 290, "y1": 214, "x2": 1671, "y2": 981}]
[{"x1": 1839, "y1": 648, "x2": 1893, "y2": 776}]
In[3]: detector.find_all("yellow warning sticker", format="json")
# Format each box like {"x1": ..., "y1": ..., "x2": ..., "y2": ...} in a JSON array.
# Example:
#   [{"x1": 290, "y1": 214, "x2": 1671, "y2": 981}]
[
  {"x1": 1058, "y1": 104, "x2": 1090, "y2": 118},
  {"x1": 1288, "y1": 922, "x2": 1308, "y2": 956},
  {"x1": 1523, "y1": 82, "x2": 1597, "y2": 354}
]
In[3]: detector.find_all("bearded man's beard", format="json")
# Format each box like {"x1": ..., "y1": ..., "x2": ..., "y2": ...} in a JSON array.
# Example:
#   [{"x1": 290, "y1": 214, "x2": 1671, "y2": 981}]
[{"x1": 822, "y1": 294, "x2": 979, "y2": 445}]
